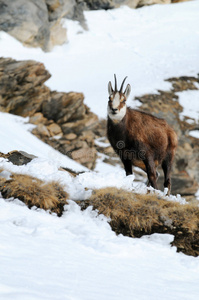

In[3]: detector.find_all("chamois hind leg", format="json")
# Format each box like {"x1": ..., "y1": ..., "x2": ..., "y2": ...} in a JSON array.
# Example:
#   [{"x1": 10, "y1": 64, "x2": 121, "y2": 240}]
[
  {"x1": 162, "y1": 152, "x2": 173, "y2": 196},
  {"x1": 144, "y1": 158, "x2": 158, "y2": 191}
]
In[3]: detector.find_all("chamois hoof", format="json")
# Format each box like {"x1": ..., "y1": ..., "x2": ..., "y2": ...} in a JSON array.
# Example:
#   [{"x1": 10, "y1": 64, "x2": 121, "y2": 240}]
[
  {"x1": 146, "y1": 187, "x2": 156, "y2": 194},
  {"x1": 164, "y1": 188, "x2": 170, "y2": 197}
]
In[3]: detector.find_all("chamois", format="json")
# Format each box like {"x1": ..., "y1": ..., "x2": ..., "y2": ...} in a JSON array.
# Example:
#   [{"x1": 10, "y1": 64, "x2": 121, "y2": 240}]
[{"x1": 107, "y1": 75, "x2": 178, "y2": 195}]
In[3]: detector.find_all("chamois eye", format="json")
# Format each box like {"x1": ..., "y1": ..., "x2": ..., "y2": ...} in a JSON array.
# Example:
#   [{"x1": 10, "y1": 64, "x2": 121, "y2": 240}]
[{"x1": 120, "y1": 96, "x2": 125, "y2": 103}]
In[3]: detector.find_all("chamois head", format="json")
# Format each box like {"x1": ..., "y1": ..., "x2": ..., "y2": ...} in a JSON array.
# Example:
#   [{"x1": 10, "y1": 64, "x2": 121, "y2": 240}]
[{"x1": 108, "y1": 74, "x2": 131, "y2": 122}]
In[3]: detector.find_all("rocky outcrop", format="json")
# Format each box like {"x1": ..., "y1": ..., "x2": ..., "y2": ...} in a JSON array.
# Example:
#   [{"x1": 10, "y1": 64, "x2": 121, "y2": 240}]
[{"x1": 0, "y1": 57, "x2": 99, "y2": 169}]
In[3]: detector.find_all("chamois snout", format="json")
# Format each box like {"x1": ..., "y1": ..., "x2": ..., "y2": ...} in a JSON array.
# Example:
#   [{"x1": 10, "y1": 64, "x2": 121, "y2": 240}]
[{"x1": 111, "y1": 108, "x2": 118, "y2": 114}]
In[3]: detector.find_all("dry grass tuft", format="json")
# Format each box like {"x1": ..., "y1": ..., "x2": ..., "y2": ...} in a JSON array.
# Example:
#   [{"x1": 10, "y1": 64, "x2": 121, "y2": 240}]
[
  {"x1": 82, "y1": 187, "x2": 199, "y2": 256},
  {"x1": 0, "y1": 173, "x2": 68, "y2": 216}
]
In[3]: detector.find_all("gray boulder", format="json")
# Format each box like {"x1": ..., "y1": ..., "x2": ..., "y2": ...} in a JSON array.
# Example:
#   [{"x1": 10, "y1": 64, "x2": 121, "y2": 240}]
[{"x1": 0, "y1": 0, "x2": 50, "y2": 50}]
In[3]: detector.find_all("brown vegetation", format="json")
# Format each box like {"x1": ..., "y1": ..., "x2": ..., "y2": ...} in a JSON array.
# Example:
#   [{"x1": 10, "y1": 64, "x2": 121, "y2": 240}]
[
  {"x1": 1, "y1": 168, "x2": 199, "y2": 256},
  {"x1": 81, "y1": 187, "x2": 199, "y2": 256},
  {"x1": 0, "y1": 173, "x2": 68, "y2": 216}
]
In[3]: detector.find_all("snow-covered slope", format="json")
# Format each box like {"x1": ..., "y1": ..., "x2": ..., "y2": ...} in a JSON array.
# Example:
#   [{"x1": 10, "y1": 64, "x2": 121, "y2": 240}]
[
  {"x1": 0, "y1": 1, "x2": 199, "y2": 299},
  {"x1": 1, "y1": 196, "x2": 199, "y2": 300},
  {"x1": 0, "y1": 114, "x2": 198, "y2": 300}
]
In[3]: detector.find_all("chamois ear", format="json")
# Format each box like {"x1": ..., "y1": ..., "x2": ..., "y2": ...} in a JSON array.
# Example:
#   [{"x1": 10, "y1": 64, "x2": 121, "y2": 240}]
[
  {"x1": 108, "y1": 81, "x2": 113, "y2": 96},
  {"x1": 124, "y1": 84, "x2": 131, "y2": 99}
]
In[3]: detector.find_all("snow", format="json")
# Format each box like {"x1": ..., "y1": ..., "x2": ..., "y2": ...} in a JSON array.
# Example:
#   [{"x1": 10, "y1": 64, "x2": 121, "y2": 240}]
[
  {"x1": 176, "y1": 90, "x2": 199, "y2": 123},
  {"x1": 189, "y1": 130, "x2": 199, "y2": 138},
  {"x1": 95, "y1": 137, "x2": 110, "y2": 148},
  {"x1": 0, "y1": 1, "x2": 199, "y2": 299},
  {"x1": 1, "y1": 195, "x2": 199, "y2": 300}
]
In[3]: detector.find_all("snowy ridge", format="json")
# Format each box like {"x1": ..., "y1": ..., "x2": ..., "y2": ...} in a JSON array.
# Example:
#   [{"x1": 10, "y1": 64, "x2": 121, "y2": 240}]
[{"x1": 0, "y1": 111, "x2": 193, "y2": 299}]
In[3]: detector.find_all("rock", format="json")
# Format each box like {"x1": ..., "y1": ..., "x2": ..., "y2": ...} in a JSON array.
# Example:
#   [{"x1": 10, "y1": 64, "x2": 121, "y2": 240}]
[
  {"x1": 60, "y1": 122, "x2": 75, "y2": 135},
  {"x1": 32, "y1": 124, "x2": 50, "y2": 137},
  {"x1": 0, "y1": 58, "x2": 51, "y2": 116},
  {"x1": 69, "y1": 0, "x2": 88, "y2": 29},
  {"x1": 65, "y1": 133, "x2": 77, "y2": 140},
  {"x1": 42, "y1": 91, "x2": 86, "y2": 123},
  {"x1": 82, "y1": 0, "x2": 171, "y2": 10},
  {"x1": 47, "y1": 123, "x2": 63, "y2": 137},
  {"x1": 0, "y1": 150, "x2": 36, "y2": 165},
  {"x1": 71, "y1": 147, "x2": 97, "y2": 169},
  {"x1": 0, "y1": 0, "x2": 50, "y2": 51},
  {"x1": 29, "y1": 113, "x2": 48, "y2": 125},
  {"x1": 83, "y1": 0, "x2": 129, "y2": 10},
  {"x1": 0, "y1": 150, "x2": 83, "y2": 177},
  {"x1": 48, "y1": 19, "x2": 67, "y2": 50},
  {"x1": 80, "y1": 130, "x2": 96, "y2": 146},
  {"x1": 61, "y1": 113, "x2": 98, "y2": 134}
]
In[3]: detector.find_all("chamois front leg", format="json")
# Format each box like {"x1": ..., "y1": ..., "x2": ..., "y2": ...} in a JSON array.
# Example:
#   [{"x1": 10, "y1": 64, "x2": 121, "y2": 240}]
[
  {"x1": 144, "y1": 158, "x2": 158, "y2": 190},
  {"x1": 122, "y1": 158, "x2": 132, "y2": 176}
]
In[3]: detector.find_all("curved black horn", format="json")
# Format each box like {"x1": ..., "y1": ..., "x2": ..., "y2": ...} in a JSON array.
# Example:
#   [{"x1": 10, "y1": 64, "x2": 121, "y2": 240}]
[
  {"x1": 114, "y1": 74, "x2": 118, "y2": 91},
  {"x1": 120, "y1": 76, "x2": 128, "y2": 93}
]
